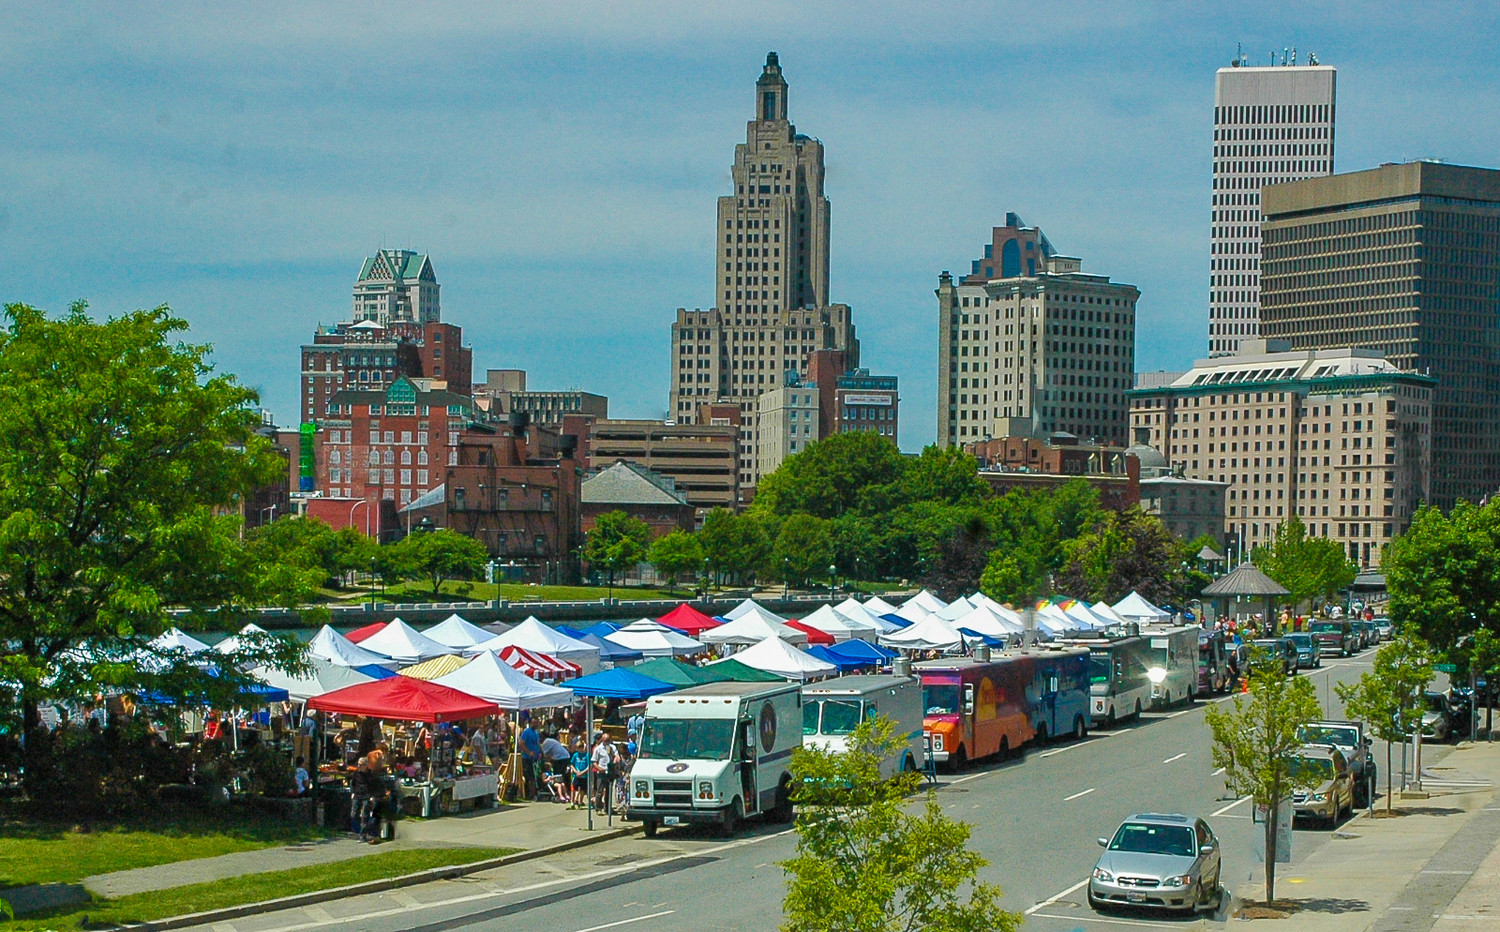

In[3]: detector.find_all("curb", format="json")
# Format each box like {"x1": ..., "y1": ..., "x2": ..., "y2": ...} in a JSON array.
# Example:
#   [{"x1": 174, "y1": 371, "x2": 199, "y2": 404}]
[{"x1": 110, "y1": 822, "x2": 644, "y2": 931}]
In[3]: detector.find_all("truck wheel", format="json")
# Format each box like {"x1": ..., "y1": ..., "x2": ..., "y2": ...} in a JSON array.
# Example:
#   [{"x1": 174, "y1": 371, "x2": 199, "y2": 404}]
[
  {"x1": 719, "y1": 798, "x2": 741, "y2": 837},
  {"x1": 999, "y1": 737, "x2": 1011, "y2": 760},
  {"x1": 1134, "y1": 699, "x2": 1143, "y2": 720},
  {"x1": 1073, "y1": 715, "x2": 1087, "y2": 741},
  {"x1": 1106, "y1": 707, "x2": 1117, "y2": 728},
  {"x1": 953, "y1": 747, "x2": 967, "y2": 771},
  {"x1": 1035, "y1": 723, "x2": 1048, "y2": 746},
  {"x1": 768, "y1": 778, "x2": 794, "y2": 823},
  {"x1": 642, "y1": 819, "x2": 659, "y2": 838}
]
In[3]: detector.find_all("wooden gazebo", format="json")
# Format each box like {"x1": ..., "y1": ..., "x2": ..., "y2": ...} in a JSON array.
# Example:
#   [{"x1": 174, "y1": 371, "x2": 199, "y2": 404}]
[{"x1": 1202, "y1": 562, "x2": 1290, "y2": 632}]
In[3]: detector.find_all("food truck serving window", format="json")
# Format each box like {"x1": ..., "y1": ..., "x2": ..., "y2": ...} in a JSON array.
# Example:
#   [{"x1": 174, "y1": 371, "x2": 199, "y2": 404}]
[
  {"x1": 923, "y1": 684, "x2": 961, "y2": 716},
  {"x1": 639, "y1": 718, "x2": 736, "y2": 760}
]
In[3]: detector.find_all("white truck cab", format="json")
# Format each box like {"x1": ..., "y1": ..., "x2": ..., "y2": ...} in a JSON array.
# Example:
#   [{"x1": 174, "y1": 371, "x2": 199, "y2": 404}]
[
  {"x1": 628, "y1": 681, "x2": 801, "y2": 837},
  {"x1": 802, "y1": 674, "x2": 923, "y2": 779}
]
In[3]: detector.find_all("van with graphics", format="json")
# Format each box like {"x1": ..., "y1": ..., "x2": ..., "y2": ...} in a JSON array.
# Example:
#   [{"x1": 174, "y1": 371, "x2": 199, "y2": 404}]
[
  {"x1": 915, "y1": 653, "x2": 1033, "y2": 770},
  {"x1": 802, "y1": 673, "x2": 923, "y2": 779}
]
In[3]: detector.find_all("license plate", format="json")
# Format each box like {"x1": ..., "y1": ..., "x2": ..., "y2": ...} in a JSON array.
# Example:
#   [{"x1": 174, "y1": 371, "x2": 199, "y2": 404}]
[
  {"x1": 1128, "y1": 893, "x2": 1146, "y2": 903},
  {"x1": 663, "y1": 816, "x2": 680, "y2": 826}
]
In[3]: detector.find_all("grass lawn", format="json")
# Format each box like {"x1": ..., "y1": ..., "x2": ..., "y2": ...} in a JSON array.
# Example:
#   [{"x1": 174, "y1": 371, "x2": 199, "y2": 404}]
[
  {"x1": 372, "y1": 581, "x2": 691, "y2": 604},
  {"x1": 9, "y1": 846, "x2": 513, "y2": 931},
  {"x1": 0, "y1": 810, "x2": 328, "y2": 888}
]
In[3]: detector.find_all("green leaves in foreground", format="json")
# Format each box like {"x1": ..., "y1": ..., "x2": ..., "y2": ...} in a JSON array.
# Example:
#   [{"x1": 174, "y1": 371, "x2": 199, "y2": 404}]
[{"x1": 782, "y1": 718, "x2": 1020, "y2": 932}]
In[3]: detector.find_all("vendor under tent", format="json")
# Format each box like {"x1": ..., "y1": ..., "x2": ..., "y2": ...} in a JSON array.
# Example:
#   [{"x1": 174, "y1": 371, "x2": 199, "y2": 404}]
[
  {"x1": 785, "y1": 620, "x2": 836, "y2": 646},
  {"x1": 863, "y1": 595, "x2": 900, "y2": 616},
  {"x1": 604, "y1": 619, "x2": 705, "y2": 658},
  {"x1": 656, "y1": 603, "x2": 722, "y2": 636},
  {"x1": 566, "y1": 666, "x2": 679, "y2": 830},
  {"x1": 467, "y1": 617, "x2": 601, "y2": 673},
  {"x1": 712, "y1": 635, "x2": 836, "y2": 682},
  {"x1": 399, "y1": 654, "x2": 472, "y2": 681},
  {"x1": 799, "y1": 604, "x2": 878, "y2": 642},
  {"x1": 880, "y1": 613, "x2": 964, "y2": 652},
  {"x1": 250, "y1": 659, "x2": 382, "y2": 702},
  {"x1": 1112, "y1": 591, "x2": 1172, "y2": 624},
  {"x1": 344, "y1": 621, "x2": 387, "y2": 644},
  {"x1": 423, "y1": 615, "x2": 497, "y2": 650},
  {"x1": 214, "y1": 623, "x2": 268, "y2": 655},
  {"x1": 630, "y1": 656, "x2": 726, "y2": 687},
  {"x1": 151, "y1": 628, "x2": 213, "y2": 654},
  {"x1": 494, "y1": 644, "x2": 581, "y2": 680},
  {"x1": 359, "y1": 618, "x2": 457, "y2": 664},
  {"x1": 309, "y1": 625, "x2": 399, "y2": 669},
  {"x1": 701, "y1": 610, "x2": 808, "y2": 647},
  {"x1": 580, "y1": 633, "x2": 643, "y2": 664}
]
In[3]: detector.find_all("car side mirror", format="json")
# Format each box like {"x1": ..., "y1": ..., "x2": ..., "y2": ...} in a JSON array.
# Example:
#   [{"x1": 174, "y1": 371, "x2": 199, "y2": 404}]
[
  {"x1": 1364, "y1": 737, "x2": 1373, "y2": 747},
  {"x1": 1200, "y1": 843, "x2": 1216, "y2": 854},
  {"x1": 1097, "y1": 837, "x2": 1109, "y2": 848}
]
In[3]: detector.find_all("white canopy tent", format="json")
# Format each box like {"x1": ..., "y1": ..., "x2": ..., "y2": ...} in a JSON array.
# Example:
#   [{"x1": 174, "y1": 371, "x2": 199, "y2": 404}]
[
  {"x1": 903, "y1": 589, "x2": 948, "y2": 614},
  {"x1": 835, "y1": 597, "x2": 899, "y2": 634},
  {"x1": 466, "y1": 617, "x2": 601, "y2": 673},
  {"x1": 880, "y1": 613, "x2": 965, "y2": 652},
  {"x1": 711, "y1": 635, "x2": 835, "y2": 682},
  {"x1": 798, "y1": 604, "x2": 879, "y2": 642},
  {"x1": 701, "y1": 611, "x2": 809, "y2": 647},
  {"x1": 432, "y1": 650, "x2": 573, "y2": 710},
  {"x1": 935, "y1": 596, "x2": 977, "y2": 622},
  {"x1": 863, "y1": 595, "x2": 900, "y2": 616},
  {"x1": 424, "y1": 614, "x2": 498, "y2": 650},
  {"x1": 950, "y1": 604, "x2": 1024, "y2": 639},
  {"x1": 250, "y1": 659, "x2": 380, "y2": 702},
  {"x1": 1034, "y1": 603, "x2": 1076, "y2": 636},
  {"x1": 357, "y1": 618, "x2": 457, "y2": 664},
  {"x1": 308, "y1": 625, "x2": 398, "y2": 669},
  {"x1": 150, "y1": 628, "x2": 212, "y2": 654},
  {"x1": 1088, "y1": 601, "x2": 1129, "y2": 627},
  {"x1": 604, "y1": 619, "x2": 705, "y2": 658},
  {"x1": 723, "y1": 599, "x2": 786, "y2": 623},
  {"x1": 1112, "y1": 591, "x2": 1172, "y2": 624},
  {"x1": 1064, "y1": 602, "x2": 1112, "y2": 631},
  {"x1": 213, "y1": 623, "x2": 268, "y2": 655}
]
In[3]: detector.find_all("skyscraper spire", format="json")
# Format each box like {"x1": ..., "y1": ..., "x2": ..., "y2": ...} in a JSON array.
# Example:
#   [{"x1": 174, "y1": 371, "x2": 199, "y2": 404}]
[{"x1": 756, "y1": 51, "x2": 787, "y2": 122}]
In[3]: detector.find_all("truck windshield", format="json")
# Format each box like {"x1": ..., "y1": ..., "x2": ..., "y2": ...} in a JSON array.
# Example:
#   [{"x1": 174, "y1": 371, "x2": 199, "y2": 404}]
[
  {"x1": 1088, "y1": 653, "x2": 1111, "y2": 685},
  {"x1": 1310, "y1": 622, "x2": 1341, "y2": 633},
  {"x1": 1290, "y1": 756, "x2": 1335, "y2": 780},
  {"x1": 1298, "y1": 725, "x2": 1357, "y2": 747},
  {"x1": 638, "y1": 718, "x2": 735, "y2": 761},
  {"x1": 922, "y1": 684, "x2": 960, "y2": 715}
]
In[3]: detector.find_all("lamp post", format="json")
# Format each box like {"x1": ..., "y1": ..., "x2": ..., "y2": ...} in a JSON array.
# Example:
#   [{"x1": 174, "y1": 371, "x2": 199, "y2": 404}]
[
  {"x1": 348, "y1": 498, "x2": 370, "y2": 537},
  {"x1": 701, "y1": 556, "x2": 711, "y2": 604},
  {"x1": 783, "y1": 559, "x2": 791, "y2": 600},
  {"x1": 369, "y1": 556, "x2": 380, "y2": 604},
  {"x1": 829, "y1": 564, "x2": 837, "y2": 599}
]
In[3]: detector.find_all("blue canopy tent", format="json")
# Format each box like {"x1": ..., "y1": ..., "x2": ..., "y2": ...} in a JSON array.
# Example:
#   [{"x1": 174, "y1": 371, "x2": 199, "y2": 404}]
[
  {"x1": 825, "y1": 638, "x2": 895, "y2": 665},
  {"x1": 353, "y1": 664, "x2": 397, "y2": 681},
  {"x1": 555, "y1": 625, "x2": 591, "y2": 640},
  {"x1": 581, "y1": 621, "x2": 623, "y2": 638},
  {"x1": 566, "y1": 665, "x2": 676, "y2": 830},
  {"x1": 806, "y1": 644, "x2": 870, "y2": 671},
  {"x1": 580, "y1": 632, "x2": 643, "y2": 663},
  {"x1": 958, "y1": 628, "x2": 1008, "y2": 648},
  {"x1": 880, "y1": 613, "x2": 912, "y2": 629}
]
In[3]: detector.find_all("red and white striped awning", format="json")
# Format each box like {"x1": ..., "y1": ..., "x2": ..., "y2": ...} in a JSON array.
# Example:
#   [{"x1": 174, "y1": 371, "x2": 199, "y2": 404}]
[{"x1": 496, "y1": 645, "x2": 581, "y2": 680}]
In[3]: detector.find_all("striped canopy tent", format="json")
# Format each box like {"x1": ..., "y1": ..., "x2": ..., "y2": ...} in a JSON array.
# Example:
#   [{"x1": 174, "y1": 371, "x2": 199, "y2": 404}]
[
  {"x1": 495, "y1": 645, "x2": 581, "y2": 681},
  {"x1": 399, "y1": 654, "x2": 473, "y2": 681}
]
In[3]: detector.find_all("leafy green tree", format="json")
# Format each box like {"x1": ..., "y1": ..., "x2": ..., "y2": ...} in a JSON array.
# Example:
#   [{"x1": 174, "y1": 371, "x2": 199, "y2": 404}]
[
  {"x1": 752, "y1": 431, "x2": 906, "y2": 519},
  {"x1": 1336, "y1": 633, "x2": 1434, "y2": 813},
  {"x1": 783, "y1": 717, "x2": 1021, "y2": 932},
  {"x1": 699, "y1": 508, "x2": 772, "y2": 585},
  {"x1": 892, "y1": 445, "x2": 991, "y2": 509},
  {"x1": 582, "y1": 510, "x2": 652, "y2": 595},
  {"x1": 1204, "y1": 648, "x2": 1325, "y2": 905},
  {"x1": 922, "y1": 513, "x2": 993, "y2": 601},
  {"x1": 0, "y1": 302, "x2": 307, "y2": 790},
  {"x1": 770, "y1": 514, "x2": 835, "y2": 588},
  {"x1": 1056, "y1": 507, "x2": 1183, "y2": 605},
  {"x1": 1251, "y1": 515, "x2": 1357, "y2": 613},
  {"x1": 647, "y1": 529, "x2": 703, "y2": 586},
  {"x1": 1385, "y1": 499, "x2": 1500, "y2": 651},
  {"x1": 247, "y1": 514, "x2": 374, "y2": 593},
  {"x1": 392, "y1": 527, "x2": 488, "y2": 598}
]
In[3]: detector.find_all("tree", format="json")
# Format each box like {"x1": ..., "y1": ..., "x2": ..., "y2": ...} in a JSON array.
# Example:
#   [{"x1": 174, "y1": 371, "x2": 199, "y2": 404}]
[
  {"x1": 1251, "y1": 515, "x2": 1357, "y2": 613},
  {"x1": 752, "y1": 431, "x2": 906, "y2": 519},
  {"x1": 770, "y1": 514, "x2": 835, "y2": 588},
  {"x1": 783, "y1": 717, "x2": 1021, "y2": 932},
  {"x1": 392, "y1": 528, "x2": 488, "y2": 598},
  {"x1": 922, "y1": 513, "x2": 992, "y2": 602},
  {"x1": 1203, "y1": 648, "x2": 1324, "y2": 904},
  {"x1": 1055, "y1": 507, "x2": 1184, "y2": 606},
  {"x1": 1384, "y1": 499, "x2": 1500, "y2": 652},
  {"x1": 0, "y1": 302, "x2": 306, "y2": 791},
  {"x1": 1336, "y1": 633, "x2": 1434, "y2": 813},
  {"x1": 582, "y1": 511, "x2": 651, "y2": 596},
  {"x1": 646, "y1": 529, "x2": 703, "y2": 587},
  {"x1": 698, "y1": 508, "x2": 771, "y2": 586}
]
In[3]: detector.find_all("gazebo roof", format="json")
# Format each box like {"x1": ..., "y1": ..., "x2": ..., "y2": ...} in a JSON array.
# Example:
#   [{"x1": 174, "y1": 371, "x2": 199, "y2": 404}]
[{"x1": 1202, "y1": 562, "x2": 1290, "y2": 597}]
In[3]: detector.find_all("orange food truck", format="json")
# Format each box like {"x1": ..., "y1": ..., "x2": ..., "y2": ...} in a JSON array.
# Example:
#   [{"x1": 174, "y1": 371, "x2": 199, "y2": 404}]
[{"x1": 914, "y1": 652, "x2": 1034, "y2": 771}]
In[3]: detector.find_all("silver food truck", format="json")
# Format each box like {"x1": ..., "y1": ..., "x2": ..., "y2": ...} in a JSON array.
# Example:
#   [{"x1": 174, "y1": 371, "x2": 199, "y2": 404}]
[
  {"x1": 802, "y1": 673, "x2": 924, "y2": 779},
  {"x1": 628, "y1": 681, "x2": 802, "y2": 837}
]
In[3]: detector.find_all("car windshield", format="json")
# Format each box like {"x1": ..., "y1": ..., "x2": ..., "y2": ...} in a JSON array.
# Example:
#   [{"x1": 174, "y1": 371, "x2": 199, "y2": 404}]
[
  {"x1": 1290, "y1": 756, "x2": 1335, "y2": 780},
  {"x1": 1310, "y1": 622, "x2": 1342, "y2": 633},
  {"x1": 923, "y1": 684, "x2": 961, "y2": 715},
  {"x1": 1109, "y1": 822, "x2": 1197, "y2": 857},
  {"x1": 638, "y1": 718, "x2": 735, "y2": 761},
  {"x1": 806, "y1": 699, "x2": 863, "y2": 736},
  {"x1": 1299, "y1": 725, "x2": 1357, "y2": 747},
  {"x1": 1288, "y1": 634, "x2": 1313, "y2": 648},
  {"x1": 1425, "y1": 693, "x2": 1448, "y2": 712}
]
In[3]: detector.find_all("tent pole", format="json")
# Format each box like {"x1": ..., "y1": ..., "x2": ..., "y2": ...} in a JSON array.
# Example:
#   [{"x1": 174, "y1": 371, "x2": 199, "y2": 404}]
[{"x1": 586, "y1": 702, "x2": 594, "y2": 831}]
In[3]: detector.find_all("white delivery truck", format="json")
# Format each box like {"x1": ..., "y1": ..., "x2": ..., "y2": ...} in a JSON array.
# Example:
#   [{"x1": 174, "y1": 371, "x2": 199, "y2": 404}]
[
  {"x1": 1142, "y1": 624, "x2": 1202, "y2": 709},
  {"x1": 802, "y1": 673, "x2": 923, "y2": 779},
  {"x1": 628, "y1": 681, "x2": 802, "y2": 837}
]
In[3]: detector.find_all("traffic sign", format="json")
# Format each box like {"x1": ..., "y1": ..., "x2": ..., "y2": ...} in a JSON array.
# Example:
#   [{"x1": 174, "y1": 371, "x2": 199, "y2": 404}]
[{"x1": 1435, "y1": 663, "x2": 1458, "y2": 673}]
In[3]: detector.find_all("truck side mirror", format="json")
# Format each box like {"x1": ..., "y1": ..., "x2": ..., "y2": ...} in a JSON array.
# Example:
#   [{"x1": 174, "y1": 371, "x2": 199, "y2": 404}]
[{"x1": 963, "y1": 684, "x2": 975, "y2": 715}]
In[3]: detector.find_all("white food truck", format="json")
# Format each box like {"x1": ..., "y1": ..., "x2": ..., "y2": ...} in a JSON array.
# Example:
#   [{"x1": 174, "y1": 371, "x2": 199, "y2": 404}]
[
  {"x1": 628, "y1": 681, "x2": 802, "y2": 837},
  {"x1": 1142, "y1": 624, "x2": 1202, "y2": 709},
  {"x1": 802, "y1": 673, "x2": 924, "y2": 778}
]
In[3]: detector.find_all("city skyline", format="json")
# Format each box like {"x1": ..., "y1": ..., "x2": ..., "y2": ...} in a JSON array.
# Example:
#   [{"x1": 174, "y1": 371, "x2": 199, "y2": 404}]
[{"x1": 5, "y1": 4, "x2": 1500, "y2": 450}]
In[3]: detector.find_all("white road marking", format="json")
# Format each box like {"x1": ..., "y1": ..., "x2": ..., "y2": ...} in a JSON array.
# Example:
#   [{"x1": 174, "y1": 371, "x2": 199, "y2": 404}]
[
  {"x1": 1166, "y1": 707, "x2": 1196, "y2": 718},
  {"x1": 1162, "y1": 752, "x2": 1187, "y2": 764},
  {"x1": 572, "y1": 912, "x2": 675, "y2": 932},
  {"x1": 1421, "y1": 869, "x2": 1474, "y2": 875},
  {"x1": 1063, "y1": 788, "x2": 1096, "y2": 801},
  {"x1": 1213, "y1": 767, "x2": 1226, "y2": 775},
  {"x1": 949, "y1": 771, "x2": 987, "y2": 785},
  {"x1": 1212, "y1": 795, "x2": 1251, "y2": 816},
  {"x1": 1024, "y1": 877, "x2": 1089, "y2": 915}
]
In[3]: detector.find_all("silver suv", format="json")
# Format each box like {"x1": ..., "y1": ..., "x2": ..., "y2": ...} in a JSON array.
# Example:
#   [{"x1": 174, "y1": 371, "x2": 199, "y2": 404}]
[{"x1": 1089, "y1": 813, "x2": 1222, "y2": 913}]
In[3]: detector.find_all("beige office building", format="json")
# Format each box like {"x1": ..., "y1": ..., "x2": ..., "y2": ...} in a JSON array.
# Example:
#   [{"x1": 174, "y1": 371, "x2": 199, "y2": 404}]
[
  {"x1": 1129, "y1": 341, "x2": 1433, "y2": 567},
  {"x1": 669, "y1": 53, "x2": 858, "y2": 490}
]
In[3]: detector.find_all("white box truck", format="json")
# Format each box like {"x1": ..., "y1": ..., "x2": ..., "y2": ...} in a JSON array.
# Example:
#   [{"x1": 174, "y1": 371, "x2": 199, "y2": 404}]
[
  {"x1": 628, "y1": 681, "x2": 802, "y2": 837},
  {"x1": 802, "y1": 673, "x2": 923, "y2": 779}
]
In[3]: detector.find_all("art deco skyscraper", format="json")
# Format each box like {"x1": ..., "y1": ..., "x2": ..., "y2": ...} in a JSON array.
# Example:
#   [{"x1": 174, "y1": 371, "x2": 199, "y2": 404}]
[
  {"x1": 670, "y1": 53, "x2": 857, "y2": 492},
  {"x1": 1209, "y1": 54, "x2": 1335, "y2": 354}
]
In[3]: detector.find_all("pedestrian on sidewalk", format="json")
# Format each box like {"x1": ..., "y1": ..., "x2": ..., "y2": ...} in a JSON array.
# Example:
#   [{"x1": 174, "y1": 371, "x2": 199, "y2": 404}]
[
  {"x1": 590, "y1": 732, "x2": 613, "y2": 810},
  {"x1": 519, "y1": 715, "x2": 542, "y2": 801},
  {"x1": 568, "y1": 738, "x2": 589, "y2": 809},
  {"x1": 350, "y1": 757, "x2": 377, "y2": 840}
]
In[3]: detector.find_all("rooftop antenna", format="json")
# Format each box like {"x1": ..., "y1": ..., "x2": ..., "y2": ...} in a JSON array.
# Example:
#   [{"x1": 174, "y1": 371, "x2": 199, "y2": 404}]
[
  {"x1": 1308, "y1": 52, "x2": 1319, "y2": 65},
  {"x1": 1291, "y1": 47, "x2": 1297, "y2": 66}
]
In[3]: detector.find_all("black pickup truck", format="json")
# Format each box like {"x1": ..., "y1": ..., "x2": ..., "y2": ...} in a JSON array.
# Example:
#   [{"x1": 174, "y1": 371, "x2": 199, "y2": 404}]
[{"x1": 1298, "y1": 719, "x2": 1377, "y2": 807}]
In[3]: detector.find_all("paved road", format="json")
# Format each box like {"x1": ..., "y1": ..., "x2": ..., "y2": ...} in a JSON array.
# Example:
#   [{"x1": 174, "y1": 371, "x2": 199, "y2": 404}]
[{"x1": 196, "y1": 644, "x2": 1439, "y2": 932}]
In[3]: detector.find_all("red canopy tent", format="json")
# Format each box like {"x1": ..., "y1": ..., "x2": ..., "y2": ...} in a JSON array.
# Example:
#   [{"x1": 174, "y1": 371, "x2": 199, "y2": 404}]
[
  {"x1": 344, "y1": 621, "x2": 387, "y2": 644},
  {"x1": 306, "y1": 675, "x2": 496, "y2": 723},
  {"x1": 497, "y1": 645, "x2": 582, "y2": 680},
  {"x1": 657, "y1": 603, "x2": 722, "y2": 637},
  {"x1": 785, "y1": 620, "x2": 836, "y2": 646}
]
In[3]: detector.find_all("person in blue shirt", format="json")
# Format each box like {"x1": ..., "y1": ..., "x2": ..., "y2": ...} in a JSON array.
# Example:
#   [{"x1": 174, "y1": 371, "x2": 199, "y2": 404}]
[
  {"x1": 519, "y1": 716, "x2": 542, "y2": 800},
  {"x1": 568, "y1": 738, "x2": 590, "y2": 809}
]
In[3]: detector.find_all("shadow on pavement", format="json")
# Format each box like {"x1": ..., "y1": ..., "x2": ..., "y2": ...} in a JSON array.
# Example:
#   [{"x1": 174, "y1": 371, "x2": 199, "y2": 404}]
[{"x1": 1284, "y1": 896, "x2": 1372, "y2": 914}]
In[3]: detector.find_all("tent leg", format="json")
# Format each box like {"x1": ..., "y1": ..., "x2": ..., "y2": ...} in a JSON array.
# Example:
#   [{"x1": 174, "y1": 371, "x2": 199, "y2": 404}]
[{"x1": 586, "y1": 703, "x2": 594, "y2": 831}]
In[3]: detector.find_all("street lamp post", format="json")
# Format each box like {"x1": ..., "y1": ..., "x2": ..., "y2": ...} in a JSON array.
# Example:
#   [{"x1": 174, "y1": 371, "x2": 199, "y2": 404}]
[
  {"x1": 701, "y1": 556, "x2": 711, "y2": 603},
  {"x1": 348, "y1": 498, "x2": 370, "y2": 537},
  {"x1": 829, "y1": 564, "x2": 837, "y2": 599}
]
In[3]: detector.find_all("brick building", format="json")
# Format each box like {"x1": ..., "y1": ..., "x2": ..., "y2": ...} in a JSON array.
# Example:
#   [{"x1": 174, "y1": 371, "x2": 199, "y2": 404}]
[{"x1": 581, "y1": 461, "x2": 696, "y2": 538}]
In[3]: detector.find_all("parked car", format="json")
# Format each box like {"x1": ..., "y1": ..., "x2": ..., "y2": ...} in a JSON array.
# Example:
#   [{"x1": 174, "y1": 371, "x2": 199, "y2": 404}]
[
  {"x1": 1419, "y1": 690, "x2": 1454, "y2": 743},
  {"x1": 1353, "y1": 619, "x2": 1377, "y2": 649},
  {"x1": 1308, "y1": 620, "x2": 1356, "y2": 657},
  {"x1": 1089, "y1": 813, "x2": 1223, "y2": 914},
  {"x1": 1373, "y1": 616, "x2": 1395, "y2": 640},
  {"x1": 1298, "y1": 720, "x2": 1377, "y2": 807},
  {"x1": 1285, "y1": 633, "x2": 1323, "y2": 670},
  {"x1": 1289, "y1": 745, "x2": 1355, "y2": 826},
  {"x1": 1251, "y1": 637, "x2": 1298, "y2": 675}
]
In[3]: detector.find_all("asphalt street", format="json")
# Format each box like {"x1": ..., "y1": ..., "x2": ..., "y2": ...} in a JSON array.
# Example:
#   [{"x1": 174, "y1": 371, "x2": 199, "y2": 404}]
[{"x1": 191, "y1": 644, "x2": 1438, "y2": 932}]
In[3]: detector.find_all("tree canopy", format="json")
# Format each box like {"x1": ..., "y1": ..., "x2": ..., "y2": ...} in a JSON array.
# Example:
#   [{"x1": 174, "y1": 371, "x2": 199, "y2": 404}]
[
  {"x1": 1384, "y1": 499, "x2": 1500, "y2": 651},
  {"x1": 646, "y1": 529, "x2": 703, "y2": 584},
  {"x1": 1250, "y1": 514, "x2": 1357, "y2": 611},
  {"x1": 582, "y1": 510, "x2": 652, "y2": 591},
  {"x1": 391, "y1": 527, "x2": 488, "y2": 598},
  {"x1": 1337, "y1": 634, "x2": 1434, "y2": 812},
  {"x1": 770, "y1": 514, "x2": 835, "y2": 587}
]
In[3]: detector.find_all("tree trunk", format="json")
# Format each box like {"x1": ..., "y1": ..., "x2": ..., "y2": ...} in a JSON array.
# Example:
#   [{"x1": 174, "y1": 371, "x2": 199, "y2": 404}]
[
  {"x1": 1264, "y1": 803, "x2": 1277, "y2": 905},
  {"x1": 1386, "y1": 741, "x2": 1394, "y2": 813}
]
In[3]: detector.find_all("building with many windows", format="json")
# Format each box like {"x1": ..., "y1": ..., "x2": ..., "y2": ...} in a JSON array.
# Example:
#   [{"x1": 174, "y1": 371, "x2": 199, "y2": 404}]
[
  {"x1": 471, "y1": 369, "x2": 608, "y2": 425},
  {"x1": 300, "y1": 319, "x2": 470, "y2": 425},
  {"x1": 1209, "y1": 55, "x2": 1335, "y2": 354},
  {"x1": 352, "y1": 249, "x2": 441, "y2": 325},
  {"x1": 1128, "y1": 341, "x2": 1433, "y2": 567},
  {"x1": 578, "y1": 415, "x2": 741, "y2": 516},
  {"x1": 669, "y1": 53, "x2": 859, "y2": 490},
  {"x1": 937, "y1": 217, "x2": 1137, "y2": 448},
  {"x1": 1260, "y1": 160, "x2": 1500, "y2": 508}
]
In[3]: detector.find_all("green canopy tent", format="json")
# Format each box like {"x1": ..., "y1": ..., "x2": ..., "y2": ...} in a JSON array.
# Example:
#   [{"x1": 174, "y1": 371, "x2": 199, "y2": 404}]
[{"x1": 629, "y1": 657, "x2": 725, "y2": 687}]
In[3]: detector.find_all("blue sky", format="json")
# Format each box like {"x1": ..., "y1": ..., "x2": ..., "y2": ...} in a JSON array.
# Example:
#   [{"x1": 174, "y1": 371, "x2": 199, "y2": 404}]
[{"x1": 4, "y1": 2, "x2": 1498, "y2": 451}]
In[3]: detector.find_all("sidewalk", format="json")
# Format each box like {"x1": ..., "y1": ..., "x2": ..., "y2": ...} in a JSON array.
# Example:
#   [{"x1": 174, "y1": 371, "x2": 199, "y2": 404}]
[
  {"x1": 1235, "y1": 738, "x2": 1500, "y2": 931},
  {"x1": 82, "y1": 797, "x2": 634, "y2": 899}
]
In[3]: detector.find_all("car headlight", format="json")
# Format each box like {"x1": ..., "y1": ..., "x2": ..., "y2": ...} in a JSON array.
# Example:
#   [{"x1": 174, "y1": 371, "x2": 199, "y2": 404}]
[
  {"x1": 698, "y1": 781, "x2": 715, "y2": 799},
  {"x1": 1160, "y1": 874, "x2": 1191, "y2": 888},
  {"x1": 634, "y1": 780, "x2": 650, "y2": 799},
  {"x1": 1093, "y1": 867, "x2": 1114, "y2": 882},
  {"x1": 931, "y1": 734, "x2": 943, "y2": 751},
  {"x1": 1310, "y1": 793, "x2": 1326, "y2": 802}
]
